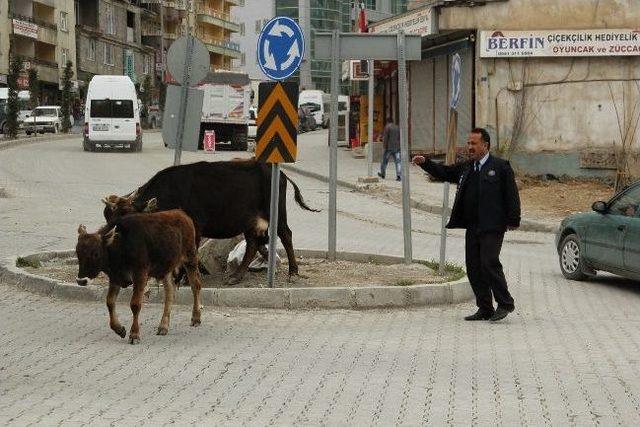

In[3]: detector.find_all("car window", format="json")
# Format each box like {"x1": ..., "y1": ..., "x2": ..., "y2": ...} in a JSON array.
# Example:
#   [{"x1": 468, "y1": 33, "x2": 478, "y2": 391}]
[
  {"x1": 112, "y1": 100, "x2": 133, "y2": 118},
  {"x1": 34, "y1": 108, "x2": 57, "y2": 117},
  {"x1": 609, "y1": 184, "x2": 640, "y2": 217},
  {"x1": 90, "y1": 100, "x2": 111, "y2": 118}
]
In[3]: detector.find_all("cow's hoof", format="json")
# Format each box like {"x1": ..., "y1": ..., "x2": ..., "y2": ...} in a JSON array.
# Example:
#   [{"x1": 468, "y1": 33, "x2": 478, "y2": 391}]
[
  {"x1": 156, "y1": 326, "x2": 168, "y2": 336},
  {"x1": 115, "y1": 325, "x2": 126, "y2": 338},
  {"x1": 225, "y1": 276, "x2": 241, "y2": 286},
  {"x1": 129, "y1": 336, "x2": 140, "y2": 345},
  {"x1": 191, "y1": 319, "x2": 201, "y2": 327},
  {"x1": 287, "y1": 273, "x2": 301, "y2": 283}
]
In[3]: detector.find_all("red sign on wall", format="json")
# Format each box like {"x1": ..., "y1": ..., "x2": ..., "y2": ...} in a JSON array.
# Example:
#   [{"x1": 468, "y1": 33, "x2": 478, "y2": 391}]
[{"x1": 203, "y1": 130, "x2": 215, "y2": 152}]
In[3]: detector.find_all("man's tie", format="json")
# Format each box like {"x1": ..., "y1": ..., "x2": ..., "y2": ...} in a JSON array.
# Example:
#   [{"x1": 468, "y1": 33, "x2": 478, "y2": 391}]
[{"x1": 474, "y1": 161, "x2": 480, "y2": 172}]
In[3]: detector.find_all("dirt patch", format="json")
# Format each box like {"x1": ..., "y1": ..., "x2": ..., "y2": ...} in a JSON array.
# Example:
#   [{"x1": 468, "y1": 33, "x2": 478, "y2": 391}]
[
  {"x1": 517, "y1": 176, "x2": 614, "y2": 221},
  {"x1": 23, "y1": 256, "x2": 457, "y2": 289}
]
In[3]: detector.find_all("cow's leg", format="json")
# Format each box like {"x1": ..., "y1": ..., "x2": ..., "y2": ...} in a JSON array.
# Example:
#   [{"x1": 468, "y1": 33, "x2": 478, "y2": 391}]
[
  {"x1": 129, "y1": 272, "x2": 147, "y2": 344},
  {"x1": 278, "y1": 224, "x2": 298, "y2": 279},
  {"x1": 185, "y1": 258, "x2": 202, "y2": 326},
  {"x1": 157, "y1": 274, "x2": 174, "y2": 336},
  {"x1": 107, "y1": 284, "x2": 126, "y2": 338},
  {"x1": 227, "y1": 235, "x2": 259, "y2": 285}
]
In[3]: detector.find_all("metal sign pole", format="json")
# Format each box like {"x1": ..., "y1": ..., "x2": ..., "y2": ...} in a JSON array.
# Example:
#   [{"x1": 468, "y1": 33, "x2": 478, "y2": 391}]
[
  {"x1": 397, "y1": 31, "x2": 412, "y2": 264},
  {"x1": 367, "y1": 59, "x2": 374, "y2": 177},
  {"x1": 267, "y1": 164, "x2": 280, "y2": 287},
  {"x1": 173, "y1": 35, "x2": 194, "y2": 166},
  {"x1": 328, "y1": 30, "x2": 340, "y2": 261}
]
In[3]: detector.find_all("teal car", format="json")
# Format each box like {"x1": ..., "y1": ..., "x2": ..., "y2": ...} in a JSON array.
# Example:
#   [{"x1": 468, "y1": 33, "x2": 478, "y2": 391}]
[{"x1": 556, "y1": 181, "x2": 640, "y2": 281}]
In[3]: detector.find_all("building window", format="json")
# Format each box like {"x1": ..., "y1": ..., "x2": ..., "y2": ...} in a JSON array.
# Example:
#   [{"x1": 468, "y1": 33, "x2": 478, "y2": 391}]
[
  {"x1": 106, "y1": 5, "x2": 114, "y2": 35},
  {"x1": 60, "y1": 11, "x2": 68, "y2": 31},
  {"x1": 240, "y1": 22, "x2": 245, "y2": 36},
  {"x1": 88, "y1": 39, "x2": 96, "y2": 61},
  {"x1": 61, "y1": 48, "x2": 68, "y2": 66},
  {"x1": 240, "y1": 53, "x2": 245, "y2": 66},
  {"x1": 104, "y1": 44, "x2": 114, "y2": 65}
]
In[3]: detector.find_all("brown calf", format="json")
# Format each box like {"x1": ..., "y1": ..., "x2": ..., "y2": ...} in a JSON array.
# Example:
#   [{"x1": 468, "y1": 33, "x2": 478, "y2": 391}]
[{"x1": 75, "y1": 209, "x2": 202, "y2": 344}]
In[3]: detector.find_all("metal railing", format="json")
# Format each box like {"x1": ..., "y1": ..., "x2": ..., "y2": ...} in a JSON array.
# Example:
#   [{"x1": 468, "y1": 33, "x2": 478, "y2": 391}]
[
  {"x1": 197, "y1": 33, "x2": 240, "y2": 51},
  {"x1": 197, "y1": 6, "x2": 239, "y2": 25},
  {"x1": 11, "y1": 13, "x2": 57, "y2": 31},
  {"x1": 21, "y1": 55, "x2": 58, "y2": 69}
]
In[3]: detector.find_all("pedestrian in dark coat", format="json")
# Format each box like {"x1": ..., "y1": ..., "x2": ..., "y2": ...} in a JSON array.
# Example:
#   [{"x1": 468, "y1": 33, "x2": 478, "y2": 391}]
[
  {"x1": 378, "y1": 116, "x2": 401, "y2": 181},
  {"x1": 412, "y1": 128, "x2": 521, "y2": 321}
]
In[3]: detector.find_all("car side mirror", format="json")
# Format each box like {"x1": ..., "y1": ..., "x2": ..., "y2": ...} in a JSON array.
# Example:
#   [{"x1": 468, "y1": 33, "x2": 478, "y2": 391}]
[{"x1": 592, "y1": 201, "x2": 608, "y2": 213}]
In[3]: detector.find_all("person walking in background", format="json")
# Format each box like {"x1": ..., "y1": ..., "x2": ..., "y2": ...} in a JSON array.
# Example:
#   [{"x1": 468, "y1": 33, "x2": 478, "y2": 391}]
[
  {"x1": 412, "y1": 128, "x2": 521, "y2": 322},
  {"x1": 378, "y1": 116, "x2": 401, "y2": 181}
]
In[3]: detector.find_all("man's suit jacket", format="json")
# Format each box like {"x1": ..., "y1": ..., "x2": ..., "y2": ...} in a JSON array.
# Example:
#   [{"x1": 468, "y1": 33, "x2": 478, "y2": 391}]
[{"x1": 420, "y1": 154, "x2": 521, "y2": 232}]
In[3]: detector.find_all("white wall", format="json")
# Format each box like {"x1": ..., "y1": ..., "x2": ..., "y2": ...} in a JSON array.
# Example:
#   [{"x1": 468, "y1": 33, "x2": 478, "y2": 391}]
[{"x1": 230, "y1": 0, "x2": 274, "y2": 81}]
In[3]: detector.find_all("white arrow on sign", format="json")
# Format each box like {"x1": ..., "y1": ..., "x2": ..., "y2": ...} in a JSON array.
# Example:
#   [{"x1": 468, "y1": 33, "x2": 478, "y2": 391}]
[
  {"x1": 268, "y1": 20, "x2": 294, "y2": 37},
  {"x1": 263, "y1": 39, "x2": 277, "y2": 70},
  {"x1": 281, "y1": 40, "x2": 300, "y2": 70}
]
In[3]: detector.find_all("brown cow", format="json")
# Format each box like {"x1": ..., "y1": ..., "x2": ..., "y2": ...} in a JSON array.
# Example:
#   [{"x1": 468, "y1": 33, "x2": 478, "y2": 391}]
[{"x1": 75, "y1": 210, "x2": 202, "y2": 344}]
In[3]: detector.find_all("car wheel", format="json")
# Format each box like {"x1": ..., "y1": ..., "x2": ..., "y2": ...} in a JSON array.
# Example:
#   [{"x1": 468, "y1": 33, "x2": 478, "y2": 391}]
[
  {"x1": 559, "y1": 234, "x2": 588, "y2": 281},
  {"x1": 1, "y1": 122, "x2": 8, "y2": 134},
  {"x1": 54, "y1": 124, "x2": 59, "y2": 134}
]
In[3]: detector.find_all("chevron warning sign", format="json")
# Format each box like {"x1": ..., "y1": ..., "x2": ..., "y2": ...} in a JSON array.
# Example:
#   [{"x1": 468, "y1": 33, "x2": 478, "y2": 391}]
[{"x1": 256, "y1": 82, "x2": 299, "y2": 163}]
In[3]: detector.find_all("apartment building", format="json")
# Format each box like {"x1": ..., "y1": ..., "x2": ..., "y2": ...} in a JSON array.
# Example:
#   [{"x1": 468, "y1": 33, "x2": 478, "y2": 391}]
[
  {"x1": 3, "y1": 0, "x2": 77, "y2": 104},
  {"x1": 75, "y1": 0, "x2": 156, "y2": 97}
]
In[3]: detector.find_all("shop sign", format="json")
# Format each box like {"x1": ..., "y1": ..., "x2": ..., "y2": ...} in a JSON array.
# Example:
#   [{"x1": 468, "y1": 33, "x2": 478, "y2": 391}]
[
  {"x1": 480, "y1": 29, "x2": 640, "y2": 57},
  {"x1": 13, "y1": 19, "x2": 38, "y2": 39},
  {"x1": 370, "y1": 7, "x2": 434, "y2": 37}
]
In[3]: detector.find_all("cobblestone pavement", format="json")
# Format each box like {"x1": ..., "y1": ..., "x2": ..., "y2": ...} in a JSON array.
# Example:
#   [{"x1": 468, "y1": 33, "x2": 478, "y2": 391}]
[{"x1": 2, "y1": 135, "x2": 640, "y2": 425}]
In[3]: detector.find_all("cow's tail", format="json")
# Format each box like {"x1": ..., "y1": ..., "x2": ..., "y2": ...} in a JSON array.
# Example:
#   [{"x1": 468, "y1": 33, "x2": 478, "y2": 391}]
[{"x1": 284, "y1": 174, "x2": 321, "y2": 212}]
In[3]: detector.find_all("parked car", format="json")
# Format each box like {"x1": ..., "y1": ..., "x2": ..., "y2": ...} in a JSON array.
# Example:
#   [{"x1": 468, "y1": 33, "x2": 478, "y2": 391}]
[
  {"x1": 556, "y1": 180, "x2": 640, "y2": 281},
  {"x1": 23, "y1": 106, "x2": 74, "y2": 135},
  {"x1": 0, "y1": 89, "x2": 32, "y2": 134},
  {"x1": 297, "y1": 106, "x2": 317, "y2": 133}
]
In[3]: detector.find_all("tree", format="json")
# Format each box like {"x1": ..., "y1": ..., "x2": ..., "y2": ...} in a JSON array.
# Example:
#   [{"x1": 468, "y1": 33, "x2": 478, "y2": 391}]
[
  {"x1": 27, "y1": 68, "x2": 40, "y2": 109},
  {"x1": 60, "y1": 60, "x2": 73, "y2": 133},
  {"x1": 5, "y1": 56, "x2": 23, "y2": 138}
]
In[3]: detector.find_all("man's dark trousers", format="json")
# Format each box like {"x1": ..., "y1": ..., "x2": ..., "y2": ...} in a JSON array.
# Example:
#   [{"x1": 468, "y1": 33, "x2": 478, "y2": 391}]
[{"x1": 465, "y1": 229, "x2": 514, "y2": 314}]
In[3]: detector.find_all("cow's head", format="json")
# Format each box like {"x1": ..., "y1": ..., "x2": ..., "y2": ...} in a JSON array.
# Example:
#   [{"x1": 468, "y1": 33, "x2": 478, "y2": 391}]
[
  {"x1": 75, "y1": 224, "x2": 117, "y2": 286},
  {"x1": 102, "y1": 191, "x2": 158, "y2": 223}
]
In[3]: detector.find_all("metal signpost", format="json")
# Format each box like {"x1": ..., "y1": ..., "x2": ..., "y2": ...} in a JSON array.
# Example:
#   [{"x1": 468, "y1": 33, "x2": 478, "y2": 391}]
[
  {"x1": 439, "y1": 53, "x2": 462, "y2": 274},
  {"x1": 164, "y1": 35, "x2": 209, "y2": 165},
  {"x1": 256, "y1": 17, "x2": 304, "y2": 287},
  {"x1": 315, "y1": 32, "x2": 421, "y2": 263}
]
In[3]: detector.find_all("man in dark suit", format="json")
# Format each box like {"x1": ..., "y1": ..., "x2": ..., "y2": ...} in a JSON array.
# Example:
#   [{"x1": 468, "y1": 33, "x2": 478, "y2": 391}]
[{"x1": 412, "y1": 128, "x2": 521, "y2": 321}]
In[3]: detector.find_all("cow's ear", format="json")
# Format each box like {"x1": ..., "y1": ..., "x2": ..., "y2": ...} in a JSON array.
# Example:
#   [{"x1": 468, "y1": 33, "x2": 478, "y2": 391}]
[
  {"x1": 102, "y1": 197, "x2": 116, "y2": 210},
  {"x1": 143, "y1": 198, "x2": 158, "y2": 212},
  {"x1": 103, "y1": 226, "x2": 118, "y2": 246},
  {"x1": 78, "y1": 224, "x2": 87, "y2": 235}
]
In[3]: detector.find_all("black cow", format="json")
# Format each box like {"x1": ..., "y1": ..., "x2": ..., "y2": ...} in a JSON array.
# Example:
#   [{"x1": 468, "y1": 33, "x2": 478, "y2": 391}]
[{"x1": 102, "y1": 159, "x2": 319, "y2": 284}]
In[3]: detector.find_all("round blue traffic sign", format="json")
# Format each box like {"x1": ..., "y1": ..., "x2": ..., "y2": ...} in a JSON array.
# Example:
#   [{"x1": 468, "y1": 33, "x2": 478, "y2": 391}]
[{"x1": 257, "y1": 16, "x2": 305, "y2": 81}]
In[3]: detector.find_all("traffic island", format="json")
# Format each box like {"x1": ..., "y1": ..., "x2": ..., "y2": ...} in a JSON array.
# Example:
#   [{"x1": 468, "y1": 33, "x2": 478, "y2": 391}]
[{"x1": 1, "y1": 249, "x2": 472, "y2": 309}]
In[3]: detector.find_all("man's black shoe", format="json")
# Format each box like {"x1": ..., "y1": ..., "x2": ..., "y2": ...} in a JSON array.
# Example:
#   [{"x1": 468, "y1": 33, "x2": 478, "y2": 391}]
[
  {"x1": 464, "y1": 310, "x2": 493, "y2": 321},
  {"x1": 377, "y1": 172, "x2": 385, "y2": 179},
  {"x1": 490, "y1": 306, "x2": 514, "y2": 322}
]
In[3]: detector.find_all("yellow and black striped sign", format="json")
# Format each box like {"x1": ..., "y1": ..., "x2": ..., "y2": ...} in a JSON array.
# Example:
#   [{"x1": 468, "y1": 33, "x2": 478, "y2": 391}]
[{"x1": 256, "y1": 82, "x2": 298, "y2": 163}]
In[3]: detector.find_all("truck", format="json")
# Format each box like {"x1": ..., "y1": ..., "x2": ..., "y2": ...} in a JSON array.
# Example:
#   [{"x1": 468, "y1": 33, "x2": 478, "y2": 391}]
[{"x1": 195, "y1": 71, "x2": 251, "y2": 151}]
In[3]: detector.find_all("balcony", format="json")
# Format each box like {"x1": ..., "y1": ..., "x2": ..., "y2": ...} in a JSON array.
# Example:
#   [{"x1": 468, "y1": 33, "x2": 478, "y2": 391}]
[
  {"x1": 196, "y1": 7, "x2": 240, "y2": 33},
  {"x1": 142, "y1": 22, "x2": 162, "y2": 37},
  {"x1": 226, "y1": 0, "x2": 243, "y2": 5},
  {"x1": 164, "y1": 31, "x2": 179, "y2": 41},
  {"x1": 197, "y1": 34, "x2": 241, "y2": 59},
  {"x1": 22, "y1": 56, "x2": 58, "y2": 82}
]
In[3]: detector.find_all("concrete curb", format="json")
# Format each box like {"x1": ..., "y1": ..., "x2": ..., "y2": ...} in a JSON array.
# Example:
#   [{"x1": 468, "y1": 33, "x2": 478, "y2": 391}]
[
  {"x1": 0, "y1": 133, "x2": 82, "y2": 151},
  {"x1": 281, "y1": 164, "x2": 557, "y2": 233},
  {"x1": 0, "y1": 129, "x2": 160, "y2": 151},
  {"x1": 1, "y1": 250, "x2": 473, "y2": 309}
]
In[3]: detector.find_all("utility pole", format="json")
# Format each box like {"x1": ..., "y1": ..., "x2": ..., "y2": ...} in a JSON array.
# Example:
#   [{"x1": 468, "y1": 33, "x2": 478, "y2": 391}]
[{"x1": 298, "y1": 0, "x2": 313, "y2": 89}]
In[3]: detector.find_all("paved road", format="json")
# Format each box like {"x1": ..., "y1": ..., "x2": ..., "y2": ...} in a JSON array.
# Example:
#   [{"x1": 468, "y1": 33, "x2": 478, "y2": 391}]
[{"x1": 1, "y1": 134, "x2": 640, "y2": 425}]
